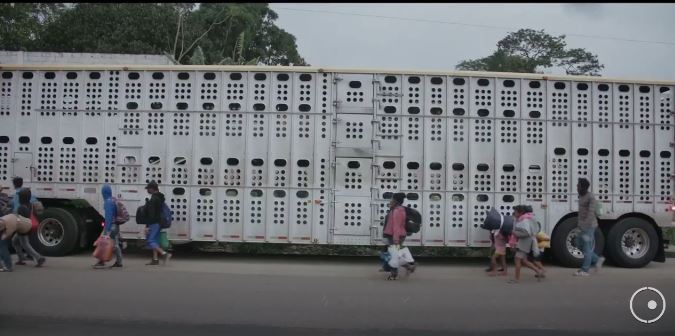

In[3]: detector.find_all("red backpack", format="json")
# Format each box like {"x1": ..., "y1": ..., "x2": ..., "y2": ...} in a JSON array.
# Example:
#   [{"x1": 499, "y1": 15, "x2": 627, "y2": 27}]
[{"x1": 113, "y1": 197, "x2": 130, "y2": 225}]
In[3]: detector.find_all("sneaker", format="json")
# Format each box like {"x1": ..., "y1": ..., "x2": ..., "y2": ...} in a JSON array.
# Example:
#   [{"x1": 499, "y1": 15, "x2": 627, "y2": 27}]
[
  {"x1": 146, "y1": 259, "x2": 160, "y2": 266},
  {"x1": 36, "y1": 257, "x2": 46, "y2": 268},
  {"x1": 92, "y1": 261, "x2": 106, "y2": 269},
  {"x1": 162, "y1": 252, "x2": 172, "y2": 266},
  {"x1": 573, "y1": 270, "x2": 590, "y2": 277},
  {"x1": 407, "y1": 263, "x2": 417, "y2": 274},
  {"x1": 109, "y1": 262, "x2": 123, "y2": 268},
  {"x1": 15, "y1": 261, "x2": 27, "y2": 266},
  {"x1": 594, "y1": 257, "x2": 605, "y2": 273}
]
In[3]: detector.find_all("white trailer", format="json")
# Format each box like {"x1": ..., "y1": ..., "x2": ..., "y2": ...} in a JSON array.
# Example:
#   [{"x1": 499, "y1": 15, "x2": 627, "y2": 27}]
[{"x1": 0, "y1": 64, "x2": 672, "y2": 268}]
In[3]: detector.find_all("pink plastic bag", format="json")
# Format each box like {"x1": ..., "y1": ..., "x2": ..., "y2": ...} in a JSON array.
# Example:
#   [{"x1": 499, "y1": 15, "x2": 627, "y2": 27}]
[{"x1": 92, "y1": 235, "x2": 113, "y2": 262}]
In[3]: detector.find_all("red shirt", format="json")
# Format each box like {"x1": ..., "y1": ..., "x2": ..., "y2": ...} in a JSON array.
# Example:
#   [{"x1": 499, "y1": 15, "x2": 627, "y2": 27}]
[{"x1": 384, "y1": 206, "x2": 407, "y2": 243}]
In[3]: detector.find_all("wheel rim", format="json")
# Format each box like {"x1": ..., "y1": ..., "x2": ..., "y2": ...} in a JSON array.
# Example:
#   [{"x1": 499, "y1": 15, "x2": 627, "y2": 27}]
[
  {"x1": 621, "y1": 227, "x2": 650, "y2": 259},
  {"x1": 566, "y1": 227, "x2": 583, "y2": 258},
  {"x1": 38, "y1": 218, "x2": 65, "y2": 247}
]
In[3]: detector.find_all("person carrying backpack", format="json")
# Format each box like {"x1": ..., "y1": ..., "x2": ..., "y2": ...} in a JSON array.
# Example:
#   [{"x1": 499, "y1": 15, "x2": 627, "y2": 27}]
[
  {"x1": 13, "y1": 187, "x2": 46, "y2": 267},
  {"x1": 11, "y1": 177, "x2": 45, "y2": 267},
  {"x1": 142, "y1": 181, "x2": 171, "y2": 266},
  {"x1": 93, "y1": 183, "x2": 125, "y2": 269},
  {"x1": 381, "y1": 192, "x2": 416, "y2": 280}
]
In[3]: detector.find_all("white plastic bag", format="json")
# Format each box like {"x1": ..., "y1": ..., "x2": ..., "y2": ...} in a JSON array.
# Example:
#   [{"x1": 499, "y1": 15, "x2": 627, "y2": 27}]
[
  {"x1": 398, "y1": 247, "x2": 415, "y2": 264},
  {"x1": 387, "y1": 245, "x2": 400, "y2": 269}
]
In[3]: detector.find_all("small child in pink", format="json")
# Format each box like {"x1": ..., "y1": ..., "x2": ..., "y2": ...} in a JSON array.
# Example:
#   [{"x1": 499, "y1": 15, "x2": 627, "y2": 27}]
[{"x1": 489, "y1": 231, "x2": 509, "y2": 276}]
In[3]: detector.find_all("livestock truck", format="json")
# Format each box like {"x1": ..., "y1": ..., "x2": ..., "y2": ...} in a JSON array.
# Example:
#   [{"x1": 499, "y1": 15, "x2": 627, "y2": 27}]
[{"x1": 0, "y1": 64, "x2": 672, "y2": 268}]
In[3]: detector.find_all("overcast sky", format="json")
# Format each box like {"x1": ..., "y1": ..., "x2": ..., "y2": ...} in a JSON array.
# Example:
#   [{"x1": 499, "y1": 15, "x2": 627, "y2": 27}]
[{"x1": 269, "y1": 3, "x2": 675, "y2": 81}]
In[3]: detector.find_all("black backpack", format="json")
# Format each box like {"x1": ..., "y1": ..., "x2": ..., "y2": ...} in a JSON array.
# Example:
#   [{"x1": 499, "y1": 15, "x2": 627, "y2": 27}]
[
  {"x1": 404, "y1": 206, "x2": 421, "y2": 235},
  {"x1": 135, "y1": 205, "x2": 148, "y2": 225}
]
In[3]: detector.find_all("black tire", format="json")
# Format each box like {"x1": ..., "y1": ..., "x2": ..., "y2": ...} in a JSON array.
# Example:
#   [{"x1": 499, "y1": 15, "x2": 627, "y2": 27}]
[
  {"x1": 552, "y1": 216, "x2": 605, "y2": 268},
  {"x1": 29, "y1": 207, "x2": 79, "y2": 256},
  {"x1": 606, "y1": 217, "x2": 658, "y2": 268}
]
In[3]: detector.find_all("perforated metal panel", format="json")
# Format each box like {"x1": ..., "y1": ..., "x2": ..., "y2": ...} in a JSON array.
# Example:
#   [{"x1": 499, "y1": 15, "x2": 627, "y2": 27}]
[
  {"x1": 312, "y1": 72, "x2": 333, "y2": 244},
  {"x1": 194, "y1": 72, "x2": 219, "y2": 187},
  {"x1": 267, "y1": 189, "x2": 290, "y2": 243},
  {"x1": 546, "y1": 81, "x2": 571, "y2": 232},
  {"x1": 218, "y1": 188, "x2": 243, "y2": 242},
  {"x1": 468, "y1": 77, "x2": 495, "y2": 246},
  {"x1": 571, "y1": 82, "x2": 592, "y2": 211},
  {"x1": 447, "y1": 75, "x2": 470, "y2": 226},
  {"x1": 655, "y1": 86, "x2": 674, "y2": 212},
  {"x1": 192, "y1": 187, "x2": 216, "y2": 241},
  {"x1": 423, "y1": 192, "x2": 445, "y2": 246},
  {"x1": 81, "y1": 137, "x2": 101, "y2": 183},
  {"x1": 521, "y1": 79, "x2": 547, "y2": 220},
  {"x1": 2, "y1": 66, "x2": 673, "y2": 249},
  {"x1": 335, "y1": 74, "x2": 374, "y2": 114},
  {"x1": 612, "y1": 84, "x2": 634, "y2": 212},
  {"x1": 244, "y1": 189, "x2": 266, "y2": 242},
  {"x1": 469, "y1": 193, "x2": 493, "y2": 247},
  {"x1": 334, "y1": 158, "x2": 371, "y2": 197},
  {"x1": 333, "y1": 196, "x2": 370, "y2": 236},
  {"x1": 289, "y1": 189, "x2": 313, "y2": 243},
  {"x1": 445, "y1": 192, "x2": 467, "y2": 246},
  {"x1": 167, "y1": 186, "x2": 190, "y2": 240},
  {"x1": 0, "y1": 72, "x2": 15, "y2": 183},
  {"x1": 634, "y1": 85, "x2": 654, "y2": 212},
  {"x1": 593, "y1": 83, "x2": 613, "y2": 207},
  {"x1": 336, "y1": 114, "x2": 372, "y2": 149},
  {"x1": 495, "y1": 78, "x2": 521, "y2": 226},
  {"x1": 374, "y1": 74, "x2": 402, "y2": 156},
  {"x1": 249, "y1": 72, "x2": 270, "y2": 112}
]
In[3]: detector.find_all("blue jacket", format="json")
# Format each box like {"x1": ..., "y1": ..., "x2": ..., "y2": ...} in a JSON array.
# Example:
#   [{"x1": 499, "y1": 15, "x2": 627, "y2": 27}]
[
  {"x1": 102, "y1": 184, "x2": 117, "y2": 234},
  {"x1": 12, "y1": 187, "x2": 38, "y2": 214}
]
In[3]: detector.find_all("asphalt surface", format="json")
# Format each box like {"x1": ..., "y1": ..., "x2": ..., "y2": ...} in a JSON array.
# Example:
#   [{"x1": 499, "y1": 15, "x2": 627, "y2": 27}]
[{"x1": 1, "y1": 251, "x2": 674, "y2": 336}]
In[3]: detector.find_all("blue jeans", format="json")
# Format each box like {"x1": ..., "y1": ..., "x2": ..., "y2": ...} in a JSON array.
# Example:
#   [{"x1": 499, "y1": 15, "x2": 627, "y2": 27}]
[
  {"x1": 576, "y1": 227, "x2": 600, "y2": 272},
  {"x1": 0, "y1": 238, "x2": 12, "y2": 270},
  {"x1": 107, "y1": 224, "x2": 123, "y2": 264},
  {"x1": 145, "y1": 223, "x2": 160, "y2": 250}
]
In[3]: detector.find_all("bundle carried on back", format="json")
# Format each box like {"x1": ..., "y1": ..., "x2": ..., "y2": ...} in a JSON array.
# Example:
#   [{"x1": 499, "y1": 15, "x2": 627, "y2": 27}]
[{"x1": 480, "y1": 207, "x2": 514, "y2": 236}]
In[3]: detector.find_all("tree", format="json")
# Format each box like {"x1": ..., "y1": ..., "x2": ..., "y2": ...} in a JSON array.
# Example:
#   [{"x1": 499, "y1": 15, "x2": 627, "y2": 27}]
[
  {"x1": 38, "y1": 3, "x2": 183, "y2": 55},
  {"x1": 0, "y1": 3, "x2": 64, "y2": 51},
  {"x1": 3, "y1": 3, "x2": 306, "y2": 66},
  {"x1": 457, "y1": 29, "x2": 604, "y2": 76}
]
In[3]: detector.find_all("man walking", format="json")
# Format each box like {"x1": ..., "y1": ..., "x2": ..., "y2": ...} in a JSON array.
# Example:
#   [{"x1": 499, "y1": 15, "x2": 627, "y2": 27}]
[
  {"x1": 143, "y1": 181, "x2": 171, "y2": 265},
  {"x1": 574, "y1": 178, "x2": 605, "y2": 276},
  {"x1": 93, "y1": 183, "x2": 123, "y2": 269},
  {"x1": 11, "y1": 178, "x2": 45, "y2": 267},
  {"x1": 382, "y1": 192, "x2": 415, "y2": 280}
]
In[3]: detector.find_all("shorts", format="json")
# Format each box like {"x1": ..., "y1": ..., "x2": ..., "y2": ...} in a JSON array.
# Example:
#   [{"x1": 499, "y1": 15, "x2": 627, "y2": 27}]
[
  {"x1": 528, "y1": 250, "x2": 544, "y2": 262},
  {"x1": 493, "y1": 233, "x2": 507, "y2": 256},
  {"x1": 145, "y1": 223, "x2": 161, "y2": 249},
  {"x1": 515, "y1": 250, "x2": 528, "y2": 260}
]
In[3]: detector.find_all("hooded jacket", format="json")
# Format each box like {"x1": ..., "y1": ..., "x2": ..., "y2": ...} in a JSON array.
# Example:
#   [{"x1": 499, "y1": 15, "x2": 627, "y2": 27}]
[
  {"x1": 12, "y1": 187, "x2": 37, "y2": 214},
  {"x1": 145, "y1": 191, "x2": 165, "y2": 226},
  {"x1": 101, "y1": 184, "x2": 117, "y2": 234}
]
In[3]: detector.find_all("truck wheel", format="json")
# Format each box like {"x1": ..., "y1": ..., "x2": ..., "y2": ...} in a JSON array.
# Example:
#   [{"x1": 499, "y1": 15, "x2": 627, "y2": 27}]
[
  {"x1": 29, "y1": 207, "x2": 79, "y2": 256},
  {"x1": 552, "y1": 217, "x2": 605, "y2": 268},
  {"x1": 606, "y1": 217, "x2": 658, "y2": 268}
]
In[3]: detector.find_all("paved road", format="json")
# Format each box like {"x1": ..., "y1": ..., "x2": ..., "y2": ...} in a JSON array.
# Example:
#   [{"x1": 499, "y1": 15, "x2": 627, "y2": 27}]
[{"x1": 1, "y1": 252, "x2": 674, "y2": 335}]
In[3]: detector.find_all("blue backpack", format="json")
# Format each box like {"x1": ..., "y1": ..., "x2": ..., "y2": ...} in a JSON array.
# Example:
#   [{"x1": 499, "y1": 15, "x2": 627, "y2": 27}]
[{"x1": 159, "y1": 203, "x2": 172, "y2": 229}]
